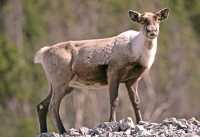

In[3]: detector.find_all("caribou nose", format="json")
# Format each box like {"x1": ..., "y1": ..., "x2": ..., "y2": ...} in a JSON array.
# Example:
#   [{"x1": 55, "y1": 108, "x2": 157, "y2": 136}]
[{"x1": 147, "y1": 25, "x2": 157, "y2": 32}]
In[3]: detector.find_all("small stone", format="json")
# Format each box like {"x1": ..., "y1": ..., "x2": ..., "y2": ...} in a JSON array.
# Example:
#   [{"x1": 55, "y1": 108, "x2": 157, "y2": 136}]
[
  {"x1": 113, "y1": 131, "x2": 124, "y2": 136},
  {"x1": 119, "y1": 117, "x2": 135, "y2": 131},
  {"x1": 79, "y1": 127, "x2": 90, "y2": 135},
  {"x1": 135, "y1": 125, "x2": 145, "y2": 131},
  {"x1": 139, "y1": 121, "x2": 148, "y2": 125},
  {"x1": 176, "y1": 121, "x2": 188, "y2": 129},
  {"x1": 125, "y1": 129, "x2": 132, "y2": 135},
  {"x1": 163, "y1": 117, "x2": 177, "y2": 124},
  {"x1": 67, "y1": 128, "x2": 80, "y2": 136},
  {"x1": 91, "y1": 127, "x2": 106, "y2": 135},
  {"x1": 189, "y1": 117, "x2": 200, "y2": 126},
  {"x1": 97, "y1": 121, "x2": 120, "y2": 132}
]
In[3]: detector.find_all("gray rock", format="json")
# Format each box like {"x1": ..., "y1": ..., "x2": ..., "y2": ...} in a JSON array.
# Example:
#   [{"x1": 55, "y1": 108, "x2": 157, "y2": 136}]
[
  {"x1": 96, "y1": 121, "x2": 120, "y2": 132},
  {"x1": 37, "y1": 117, "x2": 200, "y2": 137}
]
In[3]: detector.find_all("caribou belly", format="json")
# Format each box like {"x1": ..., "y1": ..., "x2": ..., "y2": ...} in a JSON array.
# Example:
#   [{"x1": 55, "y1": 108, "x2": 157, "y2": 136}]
[{"x1": 69, "y1": 75, "x2": 108, "y2": 90}]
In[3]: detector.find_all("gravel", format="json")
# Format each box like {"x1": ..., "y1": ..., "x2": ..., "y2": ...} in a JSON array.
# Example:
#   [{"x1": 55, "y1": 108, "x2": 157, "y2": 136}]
[{"x1": 37, "y1": 117, "x2": 200, "y2": 137}]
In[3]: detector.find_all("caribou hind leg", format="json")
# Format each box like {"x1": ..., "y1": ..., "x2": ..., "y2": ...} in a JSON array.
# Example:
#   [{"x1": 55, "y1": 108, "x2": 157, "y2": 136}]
[
  {"x1": 37, "y1": 84, "x2": 53, "y2": 133},
  {"x1": 50, "y1": 86, "x2": 73, "y2": 134}
]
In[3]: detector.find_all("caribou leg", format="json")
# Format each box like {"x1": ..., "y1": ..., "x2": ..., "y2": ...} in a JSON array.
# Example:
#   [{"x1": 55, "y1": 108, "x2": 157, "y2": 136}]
[
  {"x1": 125, "y1": 80, "x2": 142, "y2": 123},
  {"x1": 37, "y1": 85, "x2": 53, "y2": 133}
]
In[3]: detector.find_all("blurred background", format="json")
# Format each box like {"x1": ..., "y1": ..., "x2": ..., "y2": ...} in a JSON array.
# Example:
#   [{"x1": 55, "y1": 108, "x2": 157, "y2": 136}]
[{"x1": 0, "y1": 0, "x2": 200, "y2": 137}]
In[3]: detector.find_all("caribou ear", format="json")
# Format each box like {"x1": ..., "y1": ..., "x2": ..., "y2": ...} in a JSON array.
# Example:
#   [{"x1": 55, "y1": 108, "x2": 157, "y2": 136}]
[
  {"x1": 128, "y1": 10, "x2": 142, "y2": 23},
  {"x1": 156, "y1": 8, "x2": 169, "y2": 21}
]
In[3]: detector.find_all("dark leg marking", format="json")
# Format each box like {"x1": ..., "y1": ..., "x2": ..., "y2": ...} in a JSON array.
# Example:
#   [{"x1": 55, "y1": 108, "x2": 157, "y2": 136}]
[{"x1": 37, "y1": 85, "x2": 53, "y2": 133}]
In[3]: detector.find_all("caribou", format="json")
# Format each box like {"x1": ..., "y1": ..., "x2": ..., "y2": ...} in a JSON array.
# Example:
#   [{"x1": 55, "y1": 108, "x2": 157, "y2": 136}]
[{"x1": 34, "y1": 8, "x2": 169, "y2": 134}]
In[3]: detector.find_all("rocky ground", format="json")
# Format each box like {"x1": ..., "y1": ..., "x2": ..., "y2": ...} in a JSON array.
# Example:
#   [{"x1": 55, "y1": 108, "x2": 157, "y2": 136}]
[{"x1": 37, "y1": 117, "x2": 200, "y2": 137}]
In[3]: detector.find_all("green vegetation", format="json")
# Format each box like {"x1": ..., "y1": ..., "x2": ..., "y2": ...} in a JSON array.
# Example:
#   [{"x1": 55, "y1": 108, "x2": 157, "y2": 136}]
[{"x1": 0, "y1": 1, "x2": 200, "y2": 137}]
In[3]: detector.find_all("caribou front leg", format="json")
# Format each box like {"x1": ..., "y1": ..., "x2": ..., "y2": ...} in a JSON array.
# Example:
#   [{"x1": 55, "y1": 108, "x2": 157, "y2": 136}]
[
  {"x1": 108, "y1": 69, "x2": 120, "y2": 122},
  {"x1": 125, "y1": 80, "x2": 142, "y2": 123}
]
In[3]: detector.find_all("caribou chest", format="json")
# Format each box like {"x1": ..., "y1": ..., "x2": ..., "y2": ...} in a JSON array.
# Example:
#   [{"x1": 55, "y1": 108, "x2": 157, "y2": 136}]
[
  {"x1": 139, "y1": 39, "x2": 157, "y2": 69},
  {"x1": 120, "y1": 63, "x2": 146, "y2": 82},
  {"x1": 120, "y1": 34, "x2": 157, "y2": 82}
]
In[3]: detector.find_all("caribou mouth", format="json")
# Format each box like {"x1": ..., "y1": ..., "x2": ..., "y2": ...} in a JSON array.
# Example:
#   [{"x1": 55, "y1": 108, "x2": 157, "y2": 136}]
[{"x1": 147, "y1": 32, "x2": 157, "y2": 39}]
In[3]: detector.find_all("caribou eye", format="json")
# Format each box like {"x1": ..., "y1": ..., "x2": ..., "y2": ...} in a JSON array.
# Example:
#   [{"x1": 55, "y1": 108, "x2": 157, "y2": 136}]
[
  {"x1": 153, "y1": 15, "x2": 158, "y2": 21},
  {"x1": 142, "y1": 18, "x2": 149, "y2": 25},
  {"x1": 144, "y1": 18, "x2": 148, "y2": 23},
  {"x1": 140, "y1": 18, "x2": 147, "y2": 24}
]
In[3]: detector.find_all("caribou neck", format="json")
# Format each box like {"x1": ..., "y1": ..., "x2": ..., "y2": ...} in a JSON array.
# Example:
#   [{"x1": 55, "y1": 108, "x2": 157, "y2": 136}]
[{"x1": 129, "y1": 30, "x2": 157, "y2": 66}]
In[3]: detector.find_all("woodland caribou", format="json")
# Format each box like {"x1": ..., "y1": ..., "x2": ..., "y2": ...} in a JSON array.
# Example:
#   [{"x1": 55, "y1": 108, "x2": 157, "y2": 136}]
[{"x1": 34, "y1": 8, "x2": 169, "y2": 134}]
